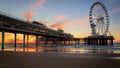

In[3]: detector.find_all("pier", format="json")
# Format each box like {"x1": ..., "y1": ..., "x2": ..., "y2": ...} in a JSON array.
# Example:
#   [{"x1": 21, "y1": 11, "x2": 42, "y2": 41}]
[
  {"x1": 0, "y1": 11, "x2": 79, "y2": 50},
  {"x1": 84, "y1": 36, "x2": 114, "y2": 45}
]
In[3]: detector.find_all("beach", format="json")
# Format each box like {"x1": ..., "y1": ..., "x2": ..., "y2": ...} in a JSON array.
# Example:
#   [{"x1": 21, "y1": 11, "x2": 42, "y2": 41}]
[{"x1": 0, "y1": 51, "x2": 120, "y2": 68}]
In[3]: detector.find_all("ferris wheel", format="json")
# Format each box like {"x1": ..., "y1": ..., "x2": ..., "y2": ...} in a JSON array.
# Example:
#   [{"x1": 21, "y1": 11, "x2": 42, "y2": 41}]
[{"x1": 89, "y1": 2, "x2": 110, "y2": 36}]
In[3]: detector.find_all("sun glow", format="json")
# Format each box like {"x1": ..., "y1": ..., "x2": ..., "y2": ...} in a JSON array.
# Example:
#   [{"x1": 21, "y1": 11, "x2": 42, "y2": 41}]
[{"x1": 0, "y1": 33, "x2": 35, "y2": 44}]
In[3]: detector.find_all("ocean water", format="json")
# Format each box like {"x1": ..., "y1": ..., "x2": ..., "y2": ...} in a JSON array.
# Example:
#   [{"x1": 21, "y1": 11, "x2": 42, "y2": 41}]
[{"x1": 0, "y1": 43, "x2": 120, "y2": 54}]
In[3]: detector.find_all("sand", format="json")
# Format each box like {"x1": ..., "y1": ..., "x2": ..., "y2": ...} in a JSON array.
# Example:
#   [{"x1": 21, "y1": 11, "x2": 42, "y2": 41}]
[{"x1": 0, "y1": 51, "x2": 120, "y2": 68}]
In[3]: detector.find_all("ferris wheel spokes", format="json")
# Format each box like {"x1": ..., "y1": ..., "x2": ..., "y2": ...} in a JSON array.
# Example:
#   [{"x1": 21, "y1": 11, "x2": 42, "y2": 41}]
[{"x1": 89, "y1": 2, "x2": 110, "y2": 36}]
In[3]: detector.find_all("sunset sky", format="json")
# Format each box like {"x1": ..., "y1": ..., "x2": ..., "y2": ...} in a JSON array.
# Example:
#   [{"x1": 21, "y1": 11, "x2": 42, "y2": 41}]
[{"x1": 0, "y1": 0, "x2": 120, "y2": 43}]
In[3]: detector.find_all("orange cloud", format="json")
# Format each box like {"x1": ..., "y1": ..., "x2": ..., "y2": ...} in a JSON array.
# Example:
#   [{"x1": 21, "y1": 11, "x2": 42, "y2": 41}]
[
  {"x1": 45, "y1": 15, "x2": 68, "y2": 26},
  {"x1": 49, "y1": 17, "x2": 88, "y2": 29},
  {"x1": 49, "y1": 20, "x2": 68, "y2": 29},
  {"x1": 46, "y1": 15, "x2": 67, "y2": 24},
  {"x1": 53, "y1": 15, "x2": 67, "y2": 21},
  {"x1": 22, "y1": 11, "x2": 36, "y2": 22}
]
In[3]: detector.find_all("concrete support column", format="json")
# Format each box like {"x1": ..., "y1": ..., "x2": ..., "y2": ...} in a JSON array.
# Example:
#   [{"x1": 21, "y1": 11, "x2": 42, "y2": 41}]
[
  {"x1": 23, "y1": 34, "x2": 26, "y2": 48},
  {"x1": 39, "y1": 37, "x2": 41, "y2": 46},
  {"x1": 14, "y1": 33, "x2": 17, "y2": 47},
  {"x1": 44, "y1": 36, "x2": 47, "y2": 47},
  {"x1": 46, "y1": 37, "x2": 47, "y2": 45},
  {"x1": 55, "y1": 38, "x2": 57, "y2": 46},
  {"x1": 55, "y1": 38, "x2": 57, "y2": 45},
  {"x1": 68, "y1": 40, "x2": 70, "y2": 45},
  {"x1": 27, "y1": 35, "x2": 29, "y2": 47},
  {"x1": 52, "y1": 38, "x2": 54, "y2": 46},
  {"x1": 57, "y1": 39, "x2": 59, "y2": 46},
  {"x1": 84, "y1": 39, "x2": 87, "y2": 45},
  {"x1": 96, "y1": 40, "x2": 98, "y2": 45},
  {"x1": 36, "y1": 36, "x2": 38, "y2": 47},
  {"x1": 79, "y1": 40, "x2": 80, "y2": 45},
  {"x1": 105, "y1": 40, "x2": 108, "y2": 45},
  {"x1": 36, "y1": 36, "x2": 39, "y2": 52},
  {"x1": 78, "y1": 40, "x2": 80, "y2": 45},
  {"x1": 88, "y1": 39, "x2": 90, "y2": 45},
  {"x1": 99, "y1": 40, "x2": 101, "y2": 45},
  {"x1": 53, "y1": 38, "x2": 55, "y2": 45},
  {"x1": 110, "y1": 40, "x2": 113, "y2": 45},
  {"x1": 2, "y1": 31, "x2": 5, "y2": 50},
  {"x1": 51, "y1": 38, "x2": 53, "y2": 46},
  {"x1": 49, "y1": 37, "x2": 52, "y2": 46}
]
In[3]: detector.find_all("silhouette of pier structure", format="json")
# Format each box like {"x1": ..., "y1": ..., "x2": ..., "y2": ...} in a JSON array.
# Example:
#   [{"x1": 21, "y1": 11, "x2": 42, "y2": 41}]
[
  {"x1": 0, "y1": 11, "x2": 81, "y2": 50},
  {"x1": 84, "y1": 36, "x2": 114, "y2": 45}
]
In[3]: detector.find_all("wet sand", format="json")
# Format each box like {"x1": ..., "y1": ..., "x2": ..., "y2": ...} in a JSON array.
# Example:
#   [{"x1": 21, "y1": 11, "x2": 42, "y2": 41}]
[{"x1": 0, "y1": 51, "x2": 120, "y2": 68}]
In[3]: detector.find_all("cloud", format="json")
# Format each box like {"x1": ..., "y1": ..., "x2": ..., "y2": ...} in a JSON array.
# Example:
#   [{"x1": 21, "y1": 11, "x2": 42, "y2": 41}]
[
  {"x1": 22, "y1": 11, "x2": 36, "y2": 22},
  {"x1": 109, "y1": 7, "x2": 120, "y2": 14},
  {"x1": 44, "y1": 15, "x2": 68, "y2": 26},
  {"x1": 49, "y1": 15, "x2": 70, "y2": 29},
  {"x1": 47, "y1": 15, "x2": 68, "y2": 23},
  {"x1": 22, "y1": 0, "x2": 47, "y2": 22},
  {"x1": 31, "y1": 0, "x2": 47, "y2": 9},
  {"x1": 49, "y1": 20, "x2": 68, "y2": 29},
  {"x1": 36, "y1": 0, "x2": 46, "y2": 8},
  {"x1": 49, "y1": 17, "x2": 88, "y2": 29},
  {"x1": 53, "y1": 15, "x2": 67, "y2": 21}
]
